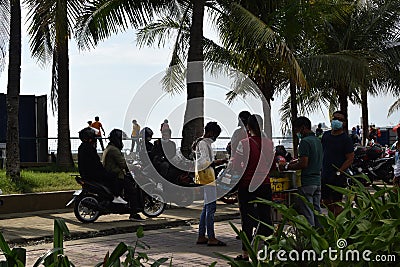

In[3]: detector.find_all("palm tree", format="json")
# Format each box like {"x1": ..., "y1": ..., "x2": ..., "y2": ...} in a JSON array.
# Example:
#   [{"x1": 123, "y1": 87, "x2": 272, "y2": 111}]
[
  {"x1": 5, "y1": 0, "x2": 21, "y2": 180},
  {"x1": 75, "y1": 0, "x2": 209, "y2": 157},
  {"x1": 180, "y1": 0, "x2": 205, "y2": 158},
  {"x1": 26, "y1": 0, "x2": 83, "y2": 167},
  {"x1": 297, "y1": 0, "x2": 400, "y2": 142},
  {"x1": 137, "y1": 1, "x2": 306, "y2": 139}
]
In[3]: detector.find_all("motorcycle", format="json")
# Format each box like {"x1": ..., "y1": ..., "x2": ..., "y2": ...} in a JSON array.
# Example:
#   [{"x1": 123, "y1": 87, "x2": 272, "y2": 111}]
[
  {"x1": 350, "y1": 144, "x2": 395, "y2": 185},
  {"x1": 67, "y1": 173, "x2": 166, "y2": 223}
]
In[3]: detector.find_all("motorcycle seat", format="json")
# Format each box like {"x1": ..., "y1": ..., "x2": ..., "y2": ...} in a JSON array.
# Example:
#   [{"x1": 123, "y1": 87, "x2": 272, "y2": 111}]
[{"x1": 75, "y1": 177, "x2": 114, "y2": 197}]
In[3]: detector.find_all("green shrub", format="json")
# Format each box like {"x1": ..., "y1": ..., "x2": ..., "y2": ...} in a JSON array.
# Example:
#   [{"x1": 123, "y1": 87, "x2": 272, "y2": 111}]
[{"x1": 218, "y1": 175, "x2": 400, "y2": 266}]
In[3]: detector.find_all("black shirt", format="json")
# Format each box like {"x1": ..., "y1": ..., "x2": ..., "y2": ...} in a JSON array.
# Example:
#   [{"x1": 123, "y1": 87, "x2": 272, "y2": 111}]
[
  {"x1": 78, "y1": 142, "x2": 112, "y2": 183},
  {"x1": 321, "y1": 131, "x2": 354, "y2": 179}
]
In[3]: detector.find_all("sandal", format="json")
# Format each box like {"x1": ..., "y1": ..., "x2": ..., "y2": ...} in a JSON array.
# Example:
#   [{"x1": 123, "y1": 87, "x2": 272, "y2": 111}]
[
  {"x1": 207, "y1": 240, "x2": 227, "y2": 246},
  {"x1": 234, "y1": 255, "x2": 249, "y2": 261},
  {"x1": 196, "y1": 238, "x2": 208, "y2": 244}
]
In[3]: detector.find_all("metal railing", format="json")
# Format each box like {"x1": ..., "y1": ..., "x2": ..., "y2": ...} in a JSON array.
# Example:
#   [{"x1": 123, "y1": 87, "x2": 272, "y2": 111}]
[{"x1": 46, "y1": 136, "x2": 293, "y2": 154}]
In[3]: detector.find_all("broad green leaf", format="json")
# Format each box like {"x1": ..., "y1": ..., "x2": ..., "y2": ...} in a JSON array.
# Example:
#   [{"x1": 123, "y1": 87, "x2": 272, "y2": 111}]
[
  {"x1": 103, "y1": 242, "x2": 127, "y2": 267},
  {"x1": 136, "y1": 226, "x2": 144, "y2": 238},
  {"x1": 0, "y1": 232, "x2": 11, "y2": 254},
  {"x1": 150, "y1": 257, "x2": 169, "y2": 267}
]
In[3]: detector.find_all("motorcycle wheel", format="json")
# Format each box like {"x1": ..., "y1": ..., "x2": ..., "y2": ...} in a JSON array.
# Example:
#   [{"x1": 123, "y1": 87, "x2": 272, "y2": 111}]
[
  {"x1": 142, "y1": 189, "x2": 166, "y2": 218},
  {"x1": 74, "y1": 195, "x2": 101, "y2": 223},
  {"x1": 219, "y1": 192, "x2": 238, "y2": 204},
  {"x1": 379, "y1": 162, "x2": 394, "y2": 184}
]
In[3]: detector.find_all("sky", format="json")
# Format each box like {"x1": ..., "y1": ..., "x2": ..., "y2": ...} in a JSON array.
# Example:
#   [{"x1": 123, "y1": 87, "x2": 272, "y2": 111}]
[{"x1": 0, "y1": 10, "x2": 399, "y2": 147}]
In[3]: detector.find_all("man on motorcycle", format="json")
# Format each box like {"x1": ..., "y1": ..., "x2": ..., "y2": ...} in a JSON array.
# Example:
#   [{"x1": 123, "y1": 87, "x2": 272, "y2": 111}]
[
  {"x1": 137, "y1": 127, "x2": 154, "y2": 165},
  {"x1": 102, "y1": 129, "x2": 145, "y2": 221},
  {"x1": 77, "y1": 127, "x2": 128, "y2": 204}
]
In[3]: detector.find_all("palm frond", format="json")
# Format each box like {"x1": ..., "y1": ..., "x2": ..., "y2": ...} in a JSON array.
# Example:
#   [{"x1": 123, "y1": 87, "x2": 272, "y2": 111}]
[
  {"x1": 387, "y1": 98, "x2": 400, "y2": 117},
  {"x1": 25, "y1": 0, "x2": 55, "y2": 66},
  {"x1": 25, "y1": 0, "x2": 82, "y2": 66},
  {"x1": 221, "y1": 3, "x2": 277, "y2": 50},
  {"x1": 75, "y1": 0, "x2": 166, "y2": 50},
  {"x1": 50, "y1": 49, "x2": 58, "y2": 113},
  {"x1": 0, "y1": 0, "x2": 10, "y2": 74}
]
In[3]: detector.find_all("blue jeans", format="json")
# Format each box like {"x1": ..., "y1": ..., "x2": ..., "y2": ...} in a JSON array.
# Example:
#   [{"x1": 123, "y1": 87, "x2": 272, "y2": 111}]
[
  {"x1": 199, "y1": 186, "x2": 217, "y2": 238},
  {"x1": 296, "y1": 185, "x2": 322, "y2": 227}
]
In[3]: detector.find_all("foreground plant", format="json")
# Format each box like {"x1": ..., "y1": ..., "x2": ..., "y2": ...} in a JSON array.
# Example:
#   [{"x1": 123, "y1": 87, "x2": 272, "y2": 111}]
[
  {"x1": 218, "y1": 175, "x2": 400, "y2": 266},
  {"x1": 0, "y1": 221, "x2": 170, "y2": 266},
  {"x1": 96, "y1": 226, "x2": 169, "y2": 267}
]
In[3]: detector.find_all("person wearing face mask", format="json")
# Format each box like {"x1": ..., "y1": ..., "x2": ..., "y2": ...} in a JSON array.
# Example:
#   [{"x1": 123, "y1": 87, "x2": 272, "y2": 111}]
[
  {"x1": 279, "y1": 116, "x2": 323, "y2": 227},
  {"x1": 195, "y1": 122, "x2": 228, "y2": 246},
  {"x1": 321, "y1": 111, "x2": 354, "y2": 217}
]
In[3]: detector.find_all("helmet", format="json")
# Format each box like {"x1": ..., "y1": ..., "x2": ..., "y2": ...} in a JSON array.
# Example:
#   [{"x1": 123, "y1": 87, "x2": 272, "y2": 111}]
[
  {"x1": 108, "y1": 129, "x2": 125, "y2": 150},
  {"x1": 79, "y1": 127, "x2": 96, "y2": 142},
  {"x1": 140, "y1": 127, "x2": 153, "y2": 141},
  {"x1": 354, "y1": 145, "x2": 367, "y2": 159},
  {"x1": 275, "y1": 145, "x2": 287, "y2": 158},
  {"x1": 366, "y1": 144, "x2": 383, "y2": 160}
]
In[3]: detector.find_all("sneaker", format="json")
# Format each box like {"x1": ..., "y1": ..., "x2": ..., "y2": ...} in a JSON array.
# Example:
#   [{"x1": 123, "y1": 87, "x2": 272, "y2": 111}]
[
  {"x1": 112, "y1": 196, "x2": 128, "y2": 205},
  {"x1": 129, "y1": 213, "x2": 145, "y2": 222}
]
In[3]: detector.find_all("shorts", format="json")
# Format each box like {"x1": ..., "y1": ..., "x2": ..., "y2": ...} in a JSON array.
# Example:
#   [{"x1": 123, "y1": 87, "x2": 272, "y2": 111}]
[{"x1": 321, "y1": 175, "x2": 346, "y2": 202}]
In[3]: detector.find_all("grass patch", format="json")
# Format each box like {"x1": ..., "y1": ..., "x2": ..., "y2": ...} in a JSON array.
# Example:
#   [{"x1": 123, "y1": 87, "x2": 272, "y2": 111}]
[{"x1": 0, "y1": 168, "x2": 80, "y2": 194}]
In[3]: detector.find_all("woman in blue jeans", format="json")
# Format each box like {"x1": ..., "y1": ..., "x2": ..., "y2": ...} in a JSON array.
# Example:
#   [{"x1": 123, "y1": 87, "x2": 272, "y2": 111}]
[{"x1": 195, "y1": 122, "x2": 227, "y2": 246}]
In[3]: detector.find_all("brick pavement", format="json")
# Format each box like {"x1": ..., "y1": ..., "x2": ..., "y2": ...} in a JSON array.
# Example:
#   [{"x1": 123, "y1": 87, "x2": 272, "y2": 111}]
[
  {"x1": 0, "y1": 202, "x2": 239, "y2": 244},
  {"x1": 0, "y1": 202, "x2": 242, "y2": 266},
  {"x1": 19, "y1": 219, "x2": 243, "y2": 266}
]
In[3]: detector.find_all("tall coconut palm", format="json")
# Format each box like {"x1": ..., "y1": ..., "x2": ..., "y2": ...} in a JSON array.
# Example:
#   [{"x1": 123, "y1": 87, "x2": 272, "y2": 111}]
[
  {"x1": 297, "y1": 0, "x2": 400, "y2": 142},
  {"x1": 180, "y1": 0, "x2": 205, "y2": 158},
  {"x1": 75, "y1": 0, "x2": 208, "y2": 157},
  {"x1": 26, "y1": 0, "x2": 83, "y2": 167},
  {"x1": 137, "y1": 1, "x2": 307, "y2": 140},
  {"x1": 5, "y1": 0, "x2": 21, "y2": 181}
]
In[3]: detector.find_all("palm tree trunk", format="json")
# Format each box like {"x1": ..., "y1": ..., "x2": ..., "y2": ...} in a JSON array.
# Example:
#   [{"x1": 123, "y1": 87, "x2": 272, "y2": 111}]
[
  {"x1": 180, "y1": 0, "x2": 205, "y2": 158},
  {"x1": 338, "y1": 87, "x2": 349, "y2": 135},
  {"x1": 289, "y1": 79, "x2": 298, "y2": 157},
  {"x1": 6, "y1": 0, "x2": 21, "y2": 181},
  {"x1": 56, "y1": 0, "x2": 73, "y2": 167},
  {"x1": 361, "y1": 88, "x2": 369, "y2": 146}
]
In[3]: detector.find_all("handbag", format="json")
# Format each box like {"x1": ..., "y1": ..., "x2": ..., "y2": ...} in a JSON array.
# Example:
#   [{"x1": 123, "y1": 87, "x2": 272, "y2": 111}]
[
  {"x1": 195, "y1": 166, "x2": 215, "y2": 185},
  {"x1": 194, "y1": 138, "x2": 216, "y2": 185}
]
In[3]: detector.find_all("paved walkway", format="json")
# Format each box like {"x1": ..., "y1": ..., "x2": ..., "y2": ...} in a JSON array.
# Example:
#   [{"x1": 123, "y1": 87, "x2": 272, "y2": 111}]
[
  {"x1": 21, "y1": 219, "x2": 243, "y2": 266},
  {"x1": 0, "y1": 202, "x2": 239, "y2": 245},
  {"x1": 0, "y1": 202, "x2": 242, "y2": 266}
]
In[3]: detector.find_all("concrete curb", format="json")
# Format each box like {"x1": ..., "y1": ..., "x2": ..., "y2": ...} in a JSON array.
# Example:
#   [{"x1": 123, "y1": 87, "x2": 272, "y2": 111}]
[
  {"x1": 0, "y1": 191, "x2": 75, "y2": 214},
  {"x1": 8, "y1": 211, "x2": 240, "y2": 247}
]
